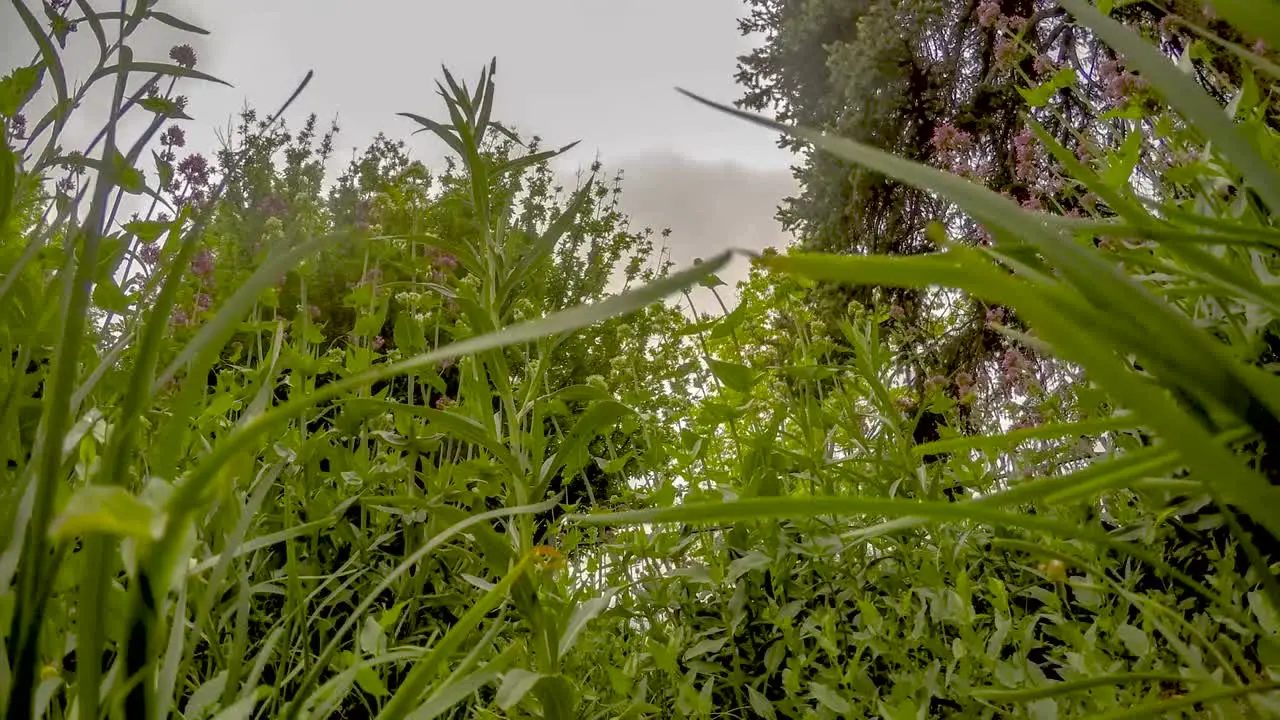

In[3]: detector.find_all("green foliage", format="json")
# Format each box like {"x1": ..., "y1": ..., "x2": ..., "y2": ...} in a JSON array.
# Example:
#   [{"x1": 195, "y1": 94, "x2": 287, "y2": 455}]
[{"x1": 3, "y1": 1, "x2": 1280, "y2": 719}]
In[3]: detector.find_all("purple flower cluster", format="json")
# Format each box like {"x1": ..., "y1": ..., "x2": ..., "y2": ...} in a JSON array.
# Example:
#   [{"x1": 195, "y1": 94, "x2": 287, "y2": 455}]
[
  {"x1": 985, "y1": 306, "x2": 1006, "y2": 327},
  {"x1": 1014, "y1": 128, "x2": 1038, "y2": 183},
  {"x1": 177, "y1": 154, "x2": 211, "y2": 187},
  {"x1": 931, "y1": 122, "x2": 974, "y2": 174},
  {"x1": 956, "y1": 372, "x2": 976, "y2": 398},
  {"x1": 977, "y1": 0, "x2": 1001, "y2": 29},
  {"x1": 1097, "y1": 58, "x2": 1147, "y2": 103},
  {"x1": 162, "y1": 125, "x2": 186, "y2": 149},
  {"x1": 1001, "y1": 348, "x2": 1033, "y2": 393},
  {"x1": 191, "y1": 249, "x2": 215, "y2": 279},
  {"x1": 169, "y1": 44, "x2": 197, "y2": 69}
]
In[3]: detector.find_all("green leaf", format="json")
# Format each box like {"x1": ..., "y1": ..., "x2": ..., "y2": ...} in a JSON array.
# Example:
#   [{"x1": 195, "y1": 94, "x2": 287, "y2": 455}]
[
  {"x1": 682, "y1": 636, "x2": 728, "y2": 661},
  {"x1": 558, "y1": 593, "x2": 612, "y2": 659},
  {"x1": 1115, "y1": 623, "x2": 1151, "y2": 656},
  {"x1": 809, "y1": 682, "x2": 851, "y2": 714},
  {"x1": 0, "y1": 65, "x2": 41, "y2": 117},
  {"x1": 148, "y1": 10, "x2": 211, "y2": 34},
  {"x1": 49, "y1": 486, "x2": 160, "y2": 541},
  {"x1": 90, "y1": 61, "x2": 232, "y2": 88},
  {"x1": 123, "y1": 219, "x2": 172, "y2": 243},
  {"x1": 1018, "y1": 67, "x2": 1077, "y2": 107},
  {"x1": 747, "y1": 687, "x2": 777, "y2": 720},
  {"x1": 92, "y1": 278, "x2": 130, "y2": 313},
  {"x1": 495, "y1": 669, "x2": 543, "y2": 711},
  {"x1": 110, "y1": 150, "x2": 146, "y2": 194},
  {"x1": 707, "y1": 358, "x2": 758, "y2": 393},
  {"x1": 139, "y1": 95, "x2": 194, "y2": 120}
]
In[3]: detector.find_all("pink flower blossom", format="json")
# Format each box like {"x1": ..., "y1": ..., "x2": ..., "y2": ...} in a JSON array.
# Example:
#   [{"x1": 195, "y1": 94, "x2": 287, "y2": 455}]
[
  {"x1": 373, "y1": 335, "x2": 386, "y2": 350},
  {"x1": 889, "y1": 304, "x2": 906, "y2": 320},
  {"x1": 986, "y1": 306, "x2": 1006, "y2": 326},
  {"x1": 190, "y1": 249, "x2": 214, "y2": 279},
  {"x1": 977, "y1": 0, "x2": 1001, "y2": 29},
  {"x1": 194, "y1": 293, "x2": 211, "y2": 311},
  {"x1": 1014, "y1": 127, "x2": 1038, "y2": 183}
]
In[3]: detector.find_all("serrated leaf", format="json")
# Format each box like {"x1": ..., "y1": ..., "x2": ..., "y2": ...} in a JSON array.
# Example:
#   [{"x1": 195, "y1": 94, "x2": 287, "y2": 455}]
[
  {"x1": 139, "y1": 95, "x2": 193, "y2": 120},
  {"x1": 0, "y1": 65, "x2": 41, "y2": 117},
  {"x1": 124, "y1": 219, "x2": 172, "y2": 243}
]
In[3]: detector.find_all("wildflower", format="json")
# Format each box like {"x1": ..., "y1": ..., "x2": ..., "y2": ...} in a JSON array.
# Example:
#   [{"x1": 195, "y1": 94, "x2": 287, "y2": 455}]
[
  {"x1": 1097, "y1": 58, "x2": 1147, "y2": 102},
  {"x1": 986, "y1": 306, "x2": 1006, "y2": 326},
  {"x1": 171, "y1": 308, "x2": 190, "y2": 327},
  {"x1": 1001, "y1": 348, "x2": 1032, "y2": 391},
  {"x1": 889, "y1": 304, "x2": 906, "y2": 320},
  {"x1": 9, "y1": 113, "x2": 26, "y2": 140},
  {"x1": 1014, "y1": 127, "x2": 1038, "y2": 183},
  {"x1": 1158, "y1": 15, "x2": 1176, "y2": 36},
  {"x1": 162, "y1": 125, "x2": 186, "y2": 148},
  {"x1": 169, "y1": 44, "x2": 197, "y2": 69},
  {"x1": 956, "y1": 372, "x2": 975, "y2": 387},
  {"x1": 434, "y1": 252, "x2": 459, "y2": 271},
  {"x1": 434, "y1": 396, "x2": 456, "y2": 410},
  {"x1": 194, "y1": 292, "x2": 211, "y2": 311},
  {"x1": 1253, "y1": 39, "x2": 1268, "y2": 55},
  {"x1": 177, "y1": 153, "x2": 211, "y2": 187},
  {"x1": 976, "y1": 0, "x2": 1001, "y2": 29},
  {"x1": 930, "y1": 122, "x2": 974, "y2": 173},
  {"x1": 373, "y1": 335, "x2": 386, "y2": 350},
  {"x1": 191, "y1": 249, "x2": 214, "y2": 279},
  {"x1": 994, "y1": 35, "x2": 1021, "y2": 69},
  {"x1": 139, "y1": 243, "x2": 160, "y2": 265},
  {"x1": 260, "y1": 194, "x2": 287, "y2": 218},
  {"x1": 925, "y1": 374, "x2": 948, "y2": 391},
  {"x1": 1033, "y1": 53, "x2": 1055, "y2": 76}
]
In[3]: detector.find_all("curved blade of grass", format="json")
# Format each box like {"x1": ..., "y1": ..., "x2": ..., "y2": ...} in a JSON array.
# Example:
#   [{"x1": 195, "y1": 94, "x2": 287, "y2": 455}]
[
  {"x1": 345, "y1": 399, "x2": 524, "y2": 478},
  {"x1": 1092, "y1": 681, "x2": 1280, "y2": 720},
  {"x1": 279, "y1": 498, "x2": 557, "y2": 720},
  {"x1": 972, "y1": 673, "x2": 1208, "y2": 701},
  {"x1": 1059, "y1": 0, "x2": 1280, "y2": 214},
  {"x1": 577, "y1": 495, "x2": 1242, "y2": 622},
  {"x1": 376, "y1": 555, "x2": 534, "y2": 720},
  {"x1": 912, "y1": 415, "x2": 1140, "y2": 458},
  {"x1": 409, "y1": 644, "x2": 520, "y2": 720}
]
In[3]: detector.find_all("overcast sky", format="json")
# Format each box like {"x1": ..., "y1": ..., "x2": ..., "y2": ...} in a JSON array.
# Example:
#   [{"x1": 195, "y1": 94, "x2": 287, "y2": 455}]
[{"x1": 3, "y1": 0, "x2": 798, "y2": 296}]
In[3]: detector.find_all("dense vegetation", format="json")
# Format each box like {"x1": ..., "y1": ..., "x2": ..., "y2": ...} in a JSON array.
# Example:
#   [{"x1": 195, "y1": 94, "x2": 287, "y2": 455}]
[{"x1": 2, "y1": 0, "x2": 1279, "y2": 718}]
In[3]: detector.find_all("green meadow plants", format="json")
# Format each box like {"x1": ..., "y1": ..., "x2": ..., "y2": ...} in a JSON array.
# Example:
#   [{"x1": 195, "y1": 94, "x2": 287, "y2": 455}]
[{"x1": 4, "y1": 0, "x2": 1280, "y2": 719}]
